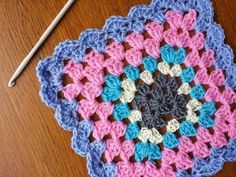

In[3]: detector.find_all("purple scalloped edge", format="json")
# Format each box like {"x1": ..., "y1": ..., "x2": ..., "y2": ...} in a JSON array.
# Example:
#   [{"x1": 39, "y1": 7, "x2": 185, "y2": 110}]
[{"x1": 36, "y1": 0, "x2": 236, "y2": 177}]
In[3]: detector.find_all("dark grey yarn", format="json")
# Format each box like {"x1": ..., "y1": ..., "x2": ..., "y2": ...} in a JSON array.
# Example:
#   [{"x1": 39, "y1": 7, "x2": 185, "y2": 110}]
[{"x1": 132, "y1": 74, "x2": 187, "y2": 130}]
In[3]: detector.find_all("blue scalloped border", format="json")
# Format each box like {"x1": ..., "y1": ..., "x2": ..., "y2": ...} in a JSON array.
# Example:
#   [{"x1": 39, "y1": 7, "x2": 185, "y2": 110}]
[{"x1": 36, "y1": 0, "x2": 236, "y2": 176}]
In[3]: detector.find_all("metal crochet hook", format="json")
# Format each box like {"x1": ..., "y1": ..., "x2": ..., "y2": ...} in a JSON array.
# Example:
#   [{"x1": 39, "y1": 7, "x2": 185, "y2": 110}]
[{"x1": 8, "y1": 0, "x2": 75, "y2": 87}]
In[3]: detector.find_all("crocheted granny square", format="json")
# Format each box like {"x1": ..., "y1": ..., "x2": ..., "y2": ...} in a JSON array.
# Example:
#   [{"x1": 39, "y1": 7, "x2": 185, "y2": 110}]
[{"x1": 37, "y1": 0, "x2": 236, "y2": 176}]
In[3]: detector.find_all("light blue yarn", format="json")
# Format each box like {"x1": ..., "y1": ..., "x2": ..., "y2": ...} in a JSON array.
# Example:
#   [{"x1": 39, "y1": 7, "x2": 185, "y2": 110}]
[
  {"x1": 124, "y1": 65, "x2": 140, "y2": 81},
  {"x1": 190, "y1": 84, "x2": 205, "y2": 99},
  {"x1": 36, "y1": 57, "x2": 63, "y2": 86},
  {"x1": 134, "y1": 142, "x2": 162, "y2": 162},
  {"x1": 87, "y1": 141, "x2": 116, "y2": 177},
  {"x1": 72, "y1": 120, "x2": 93, "y2": 156},
  {"x1": 215, "y1": 44, "x2": 234, "y2": 70},
  {"x1": 206, "y1": 23, "x2": 225, "y2": 50},
  {"x1": 101, "y1": 87, "x2": 121, "y2": 102},
  {"x1": 225, "y1": 64, "x2": 236, "y2": 90},
  {"x1": 227, "y1": 64, "x2": 236, "y2": 77},
  {"x1": 103, "y1": 163, "x2": 117, "y2": 177},
  {"x1": 125, "y1": 122, "x2": 140, "y2": 140},
  {"x1": 176, "y1": 170, "x2": 195, "y2": 177},
  {"x1": 113, "y1": 103, "x2": 131, "y2": 121},
  {"x1": 151, "y1": 0, "x2": 174, "y2": 13},
  {"x1": 161, "y1": 44, "x2": 186, "y2": 64},
  {"x1": 128, "y1": 5, "x2": 163, "y2": 32},
  {"x1": 104, "y1": 16, "x2": 131, "y2": 42},
  {"x1": 53, "y1": 40, "x2": 86, "y2": 62},
  {"x1": 90, "y1": 140, "x2": 106, "y2": 157},
  {"x1": 195, "y1": 0, "x2": 214, "y2": 32},
  {"x1": 104, "y1": 75, "x2": 121, "y2": 89},
  {"x1": 79, "y1": 29, "x2": 108, "y2": 53},
  {"x1": 179, "y1": 120, "x2": 197, "y2": 137},
  {"x1": 192, "y1": 148, "x2": 224, "y2": 177},
  {"x1": 36, "y1": 57, "x2": 64, "y2": 109},
  {"x1": 223, "y1": 139, "x2": 236, "y2": 162},
  {"x1": 200, "y1": 102, "x2": 216, "y2": 116},
  {"x1": 55, "y1": 100, "x2": 78, "y2": 131},
  {"x1": 143, "y1": 56, "x2": 158, "y2": 73},
  {"x1": 180, "y1": 67, "x2": 195, "y2": 83},
  {"x1": 226, "y1": 75, "x2": 236, "y2": 90},
  {"x1": 170, "y1": 0, "x2": 197, "y2": 12},
  {"x1": 198, "y1": 114, "x2": 215, "y2": 128},
  {"x1": 163, "y1": 132, "x2": 179, "y2": 149}
]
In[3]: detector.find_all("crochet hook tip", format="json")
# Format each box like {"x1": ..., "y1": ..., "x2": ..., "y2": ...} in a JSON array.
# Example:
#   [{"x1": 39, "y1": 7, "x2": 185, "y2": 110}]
[{"x1": 8, "y1": 80, "x2": 16, "y2": 87}]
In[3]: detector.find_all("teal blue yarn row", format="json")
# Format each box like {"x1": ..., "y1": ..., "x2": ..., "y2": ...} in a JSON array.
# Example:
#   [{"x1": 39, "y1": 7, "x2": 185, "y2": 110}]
[
  {"x1": 179, "y1": 120, "x2": 197, "y2": 137},
  {"x1": 161, "y1": 44, "x2": 187, "y2": 64},
  {"x1": 143, "y1": 56, "x2": 158, "y2": 73},
  {"x1": 134, "y1": 142, "x2": 162, "y2": 162},
  {"x1": 180, "y1": 67, "x2": 195, "y2": 83},
  {"x1": 124, "y1": 65, "x2": 140, "y2": 81},
  {"x1": 113, "y1": 103, "x2": 131, "y2": 121},
  {"x1": 190, "y1": 84, "x2": 206, "y2": 99},
  {"x1": 198, "y1": 102, "x2": 216, "y2": 128},
  {"x1": 125, "y1": 122, "x2": 140, "y2": 140},
  {"x1": 200, "y1": 101, "x2": 216, "y2": 116},
  {"x1": 163, "y1": 132, "x2": 179, "y2": 149},
  {"x1": 102, "y1": 75, "x2": 122, "y2": 102},
  {"x1": 102, "y1": 87, "x2": 122, "y2": 102},
  {"x1": 104, "y1": 75, "x2": 121, "y2": 88}
]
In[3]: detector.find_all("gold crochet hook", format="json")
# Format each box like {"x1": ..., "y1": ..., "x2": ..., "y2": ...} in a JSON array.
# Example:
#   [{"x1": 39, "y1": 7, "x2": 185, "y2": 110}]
[{"x1": 8, "y1": 0, "x2": 75, "y2": 87}]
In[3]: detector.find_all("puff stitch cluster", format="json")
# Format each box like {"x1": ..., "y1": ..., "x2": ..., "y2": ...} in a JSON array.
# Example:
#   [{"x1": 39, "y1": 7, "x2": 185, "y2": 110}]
[{"x1": 37, "y1": 0, "x2": 236, "y2": 177}]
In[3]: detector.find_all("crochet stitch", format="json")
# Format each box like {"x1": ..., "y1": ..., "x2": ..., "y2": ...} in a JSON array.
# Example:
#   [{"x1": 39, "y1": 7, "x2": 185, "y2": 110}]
[{"x1": 37, "y1": 0, "x2": 236, "y2": 177}]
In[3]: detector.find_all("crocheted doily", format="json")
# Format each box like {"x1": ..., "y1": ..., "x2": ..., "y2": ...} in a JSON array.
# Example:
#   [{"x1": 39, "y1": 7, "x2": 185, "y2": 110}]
[{"x1": 36, "y1": 0, "x2": 236, "y2": 176}]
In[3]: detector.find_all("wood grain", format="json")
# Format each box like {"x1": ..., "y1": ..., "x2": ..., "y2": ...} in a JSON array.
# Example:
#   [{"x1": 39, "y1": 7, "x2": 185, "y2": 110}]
[{"x1": 0, "y1": 0, "x2": 235, "y2": 177}]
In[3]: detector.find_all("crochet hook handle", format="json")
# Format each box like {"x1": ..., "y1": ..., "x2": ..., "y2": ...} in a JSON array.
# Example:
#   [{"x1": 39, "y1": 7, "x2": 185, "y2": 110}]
[{"x1": 8, "y1": 0, "x2": 75, "y2": 87}]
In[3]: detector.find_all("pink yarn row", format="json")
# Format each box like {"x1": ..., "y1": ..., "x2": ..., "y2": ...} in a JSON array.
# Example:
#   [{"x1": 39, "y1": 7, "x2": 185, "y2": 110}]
[
  {"x1": 185, "y1": 49, "x2": 215, "y2": 68},
  {"x1": 94, "y1": 120, "x2": 135, "y2": 164},
  {"x1": 105, "y1": 139, "x2": 134, "y2": 163},
  {"x1": 164, "y1": 10, "x2": 205, "y2": 49},
  {"x1": 93, "y1": 119, "x2": 126, "y2": 141},
  {"x1": 117, "y1": 161, "x2": 175, "y2": 177}
]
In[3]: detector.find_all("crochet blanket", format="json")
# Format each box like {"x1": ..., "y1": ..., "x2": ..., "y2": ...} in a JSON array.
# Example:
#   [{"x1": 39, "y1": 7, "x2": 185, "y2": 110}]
[{"x1": 36, "y1": 0, "x2": 236, "y2": 176}]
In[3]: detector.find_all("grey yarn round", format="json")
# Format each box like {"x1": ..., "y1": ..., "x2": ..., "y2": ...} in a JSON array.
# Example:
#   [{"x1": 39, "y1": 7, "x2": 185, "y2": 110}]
[{"x1": 132, "y1": 74, "x2": 187, "y2": 130}]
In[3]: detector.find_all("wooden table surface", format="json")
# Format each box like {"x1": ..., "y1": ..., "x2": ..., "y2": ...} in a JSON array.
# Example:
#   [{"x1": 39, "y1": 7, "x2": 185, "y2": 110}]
[{"x1": 0, "y1": 0, "x2": 236, "y2": 177}]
